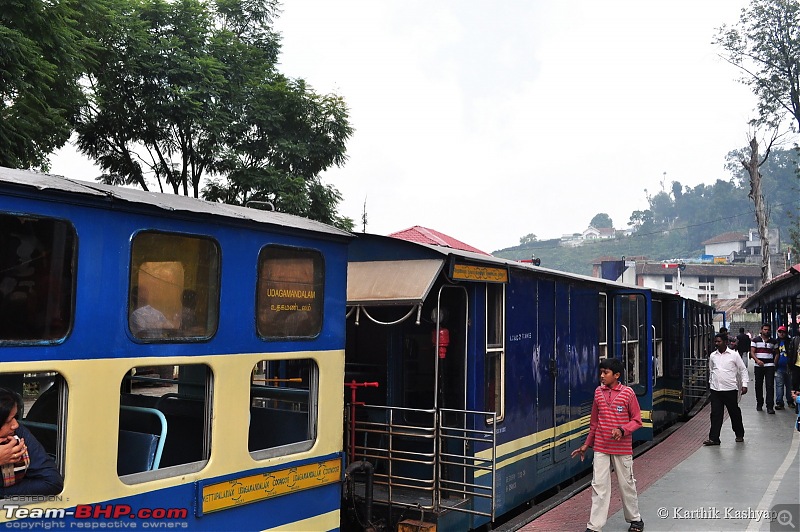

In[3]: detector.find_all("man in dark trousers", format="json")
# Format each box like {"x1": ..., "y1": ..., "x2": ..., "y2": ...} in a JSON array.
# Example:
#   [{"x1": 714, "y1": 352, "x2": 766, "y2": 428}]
[
  {"x1": 751, "y1": 324, "x2": 778, "y2": 414},
  {"x1": 704, "y1": 333, "x2": 748, "y2": 445},
  {"x1": 736, "y1": 328, "x2": 751, "y2": 368}
]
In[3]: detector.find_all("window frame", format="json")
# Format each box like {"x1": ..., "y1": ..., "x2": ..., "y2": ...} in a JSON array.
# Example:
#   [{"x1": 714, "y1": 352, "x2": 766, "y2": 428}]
[
  {"x1": 485, "y1": 283, "x2": 505, "y2": 424},
  {"x1": 127, "y1": 230, "x2": 221, "y2": 343},
  {"x1": 256, "y1": 245, "x2": 325, "y2": 340},
  {"x1": 248, "y1": 357, "x2": 318, "y2": 460}
]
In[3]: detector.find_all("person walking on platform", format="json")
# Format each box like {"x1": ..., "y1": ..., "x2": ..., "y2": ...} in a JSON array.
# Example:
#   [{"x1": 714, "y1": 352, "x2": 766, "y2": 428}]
[
  {"x1": 775, "y1": 326, "x2": 792, "y2": 410},
  {"x1": 751, "y1": 324, "x2": 778, "y2": 414},
  {"x1": 790, "y1": 331, "x2": 800, "y2": 413},
  {"x1": 736, "y1": 327, "x2": 751, "y2": 368},
  {"x1": 571, "y1": 358, "x2": 644, "y2": 532},
  {"x1": 704, "y1": 333, "x2": 748, "y2": 446}
]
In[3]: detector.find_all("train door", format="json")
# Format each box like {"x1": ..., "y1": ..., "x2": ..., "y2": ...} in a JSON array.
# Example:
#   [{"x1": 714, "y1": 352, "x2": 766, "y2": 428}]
[{"x1": 611, "y1": 291, "x2": 653, "y2": 441}]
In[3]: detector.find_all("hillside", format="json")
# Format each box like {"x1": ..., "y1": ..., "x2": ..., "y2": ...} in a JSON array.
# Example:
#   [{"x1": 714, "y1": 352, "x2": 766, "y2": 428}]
[{"x1": 493, "y1": 229, "x2": 702, "y2": 276}]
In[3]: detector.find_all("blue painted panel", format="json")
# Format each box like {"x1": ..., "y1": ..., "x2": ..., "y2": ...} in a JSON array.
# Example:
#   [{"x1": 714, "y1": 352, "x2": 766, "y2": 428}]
[{"x1": 0, "y1": 193, "x2": 348, "y2": 363}]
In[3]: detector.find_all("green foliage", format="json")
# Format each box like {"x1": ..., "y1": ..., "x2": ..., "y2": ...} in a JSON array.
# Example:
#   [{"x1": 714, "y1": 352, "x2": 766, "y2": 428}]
[
  {"x1": 0, "y1": 0, "x2": 89, "y2": 170},
  {"x1": 589, "y1": 213, "x2": 613, "y2": 228},
  {"x1": 519, "y1": 233, "x2": 537, "y2": 245},
  {"x1": 501, "y1": 148, "x2": 799, "y2": 274},
  {"x1": 75, "y1": 0, "x2": 354, "y2": 228},
  {"x1": 715, "y1": 0, "x2": 800, "y2": 131}
]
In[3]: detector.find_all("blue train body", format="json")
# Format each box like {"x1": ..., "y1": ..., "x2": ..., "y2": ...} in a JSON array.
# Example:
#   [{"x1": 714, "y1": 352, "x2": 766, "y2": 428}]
[{"x1": 342, "y1": 234, "x2": 712, "y2": 531}]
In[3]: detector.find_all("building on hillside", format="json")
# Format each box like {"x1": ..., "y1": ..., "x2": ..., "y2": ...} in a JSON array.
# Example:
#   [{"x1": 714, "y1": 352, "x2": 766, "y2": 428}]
[
  {"x1": 582, "y1": 226, "x2": 616, "y2": 241},
  {"x1": 636, "y1": 262, "x2": 762, "y2": 303},
  {"x1": 560, "y1": 225, "x2": 617, "y2": 247},
  {"x1": 700, "y1": 231, "x2": 747, "y2": 257},
  {"x1": 700, "y1": 228, "x2": 781, "y2": 264}
]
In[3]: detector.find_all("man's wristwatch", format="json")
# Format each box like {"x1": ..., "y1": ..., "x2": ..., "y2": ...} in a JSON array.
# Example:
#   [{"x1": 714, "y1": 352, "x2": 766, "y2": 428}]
[{"x1": 618, "y1": 427, "x2": 625, "y2": 436}]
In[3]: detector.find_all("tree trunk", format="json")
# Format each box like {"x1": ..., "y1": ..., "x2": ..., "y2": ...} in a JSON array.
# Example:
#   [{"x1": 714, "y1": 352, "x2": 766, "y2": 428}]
[{"x1": 741, "y1": 137, "x2": 771, "y2": 284}]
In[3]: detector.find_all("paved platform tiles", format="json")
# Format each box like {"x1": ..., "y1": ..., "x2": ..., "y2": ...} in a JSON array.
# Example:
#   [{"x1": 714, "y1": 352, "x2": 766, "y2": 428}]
[{"x1": 520, "y1": 370, "x2": 799, "y2": 532}]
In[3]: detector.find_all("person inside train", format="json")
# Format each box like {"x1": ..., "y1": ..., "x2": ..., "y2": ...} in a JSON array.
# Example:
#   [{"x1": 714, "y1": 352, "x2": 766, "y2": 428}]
[
  {"x1": 571, "y1": 357, "x2": 644, "y2": 532},
  {"x1": 0, "y1": 388, "x2": 63, "y2": 496}
]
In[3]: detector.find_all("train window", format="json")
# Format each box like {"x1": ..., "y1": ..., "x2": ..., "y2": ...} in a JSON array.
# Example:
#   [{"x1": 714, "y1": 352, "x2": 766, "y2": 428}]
[
  {"x1": 128, "y1": 232, "x2": 220, "y2": 341},
  {"x1": 598, "y1": 293, "x2": 607, "y2": 360},
  {"x1": 0, "y1": 214, "x2": 75, "y2": 343},
  {"x1": 257, "y1": 246, "x2": 324, "y2": 339},
  {"x1": 0, "y1": 371, "x2": 66, "y2": 489},
  {"x1": 617, "y1": 294, "x2": 646, "y2": 394},
  {"x1": 119, "y1": 364, "x2": 211, "y2": 482},
  {"x1": 249, "y1": 359, "x2": 317, "y2": 458},
  {"x1": 485, "y1": 283, "x2": 504, "y2": 423}
]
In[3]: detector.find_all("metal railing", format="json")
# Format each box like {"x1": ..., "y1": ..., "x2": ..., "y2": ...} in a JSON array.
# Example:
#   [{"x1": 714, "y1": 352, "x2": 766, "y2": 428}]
[{"x1": 346, "y1": 403, "x2": 496, "y2": 520}]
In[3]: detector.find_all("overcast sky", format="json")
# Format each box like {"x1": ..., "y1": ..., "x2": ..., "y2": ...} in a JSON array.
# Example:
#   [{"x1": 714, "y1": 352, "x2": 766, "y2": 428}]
[{"x1": 52, "y1": 0, "x2": 761, "y2": 253}]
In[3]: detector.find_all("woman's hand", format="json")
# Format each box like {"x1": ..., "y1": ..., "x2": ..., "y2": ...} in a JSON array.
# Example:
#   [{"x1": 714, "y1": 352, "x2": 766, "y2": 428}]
[{"x1": 0, "y1": 437, "x2": 26, "y2": 465}]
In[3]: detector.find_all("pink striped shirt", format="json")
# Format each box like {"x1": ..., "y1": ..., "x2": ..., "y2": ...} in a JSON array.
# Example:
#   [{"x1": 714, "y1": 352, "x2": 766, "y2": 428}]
[{"x1": 584, "y1": 382, "x2": 642, "y2": 455}]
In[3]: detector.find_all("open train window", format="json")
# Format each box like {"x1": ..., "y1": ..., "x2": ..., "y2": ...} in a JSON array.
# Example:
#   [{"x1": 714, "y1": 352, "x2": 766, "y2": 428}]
[
  {"x1": 119, "y1": 364, "x2": 211, "y2": 482},
  {"x1": 257, "y1": 246, "x2": 324, "y2": 339},
  {"x1": 0, "y1": 214, "x2": 75, "y2": 343},
  {"x1": 0, "y1": 371, "x2": 66, "y2": 491},
  {"x1": 249, "y1": 359, "x2": 317, "y2": 458},
  {"x1": 485, "y1": 283, "x2": 505, "y2": 423},
  {"x1": 128, "y1": 231, "x2": 220, "y2": 341},
  {"x1": 617, "y1": 294, "x2": 647, "y2": 395}
]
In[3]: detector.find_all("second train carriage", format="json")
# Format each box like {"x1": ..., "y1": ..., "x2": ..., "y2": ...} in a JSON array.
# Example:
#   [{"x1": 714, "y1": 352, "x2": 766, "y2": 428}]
[
  {"x1": 0, "y1": 166, "x2": 351, "y2": 530},
  {"x1": 341, "y1": 233, "x2": 712, "y2": 531}
]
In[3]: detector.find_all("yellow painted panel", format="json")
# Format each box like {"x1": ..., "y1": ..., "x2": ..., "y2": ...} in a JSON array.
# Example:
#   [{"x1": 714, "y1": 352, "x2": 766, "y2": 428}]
[
  {"x1": 451, "y1": 264, "x2": 508, "y2": 283},
  {"x1": 202, "y1": 458, "x2": 341, "y2": 513}
]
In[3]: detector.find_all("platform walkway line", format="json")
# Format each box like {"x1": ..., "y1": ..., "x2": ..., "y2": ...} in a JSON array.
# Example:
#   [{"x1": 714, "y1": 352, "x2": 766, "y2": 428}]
[{"x1": 745, "y1": 430, "x2": 800, "y2": 532}]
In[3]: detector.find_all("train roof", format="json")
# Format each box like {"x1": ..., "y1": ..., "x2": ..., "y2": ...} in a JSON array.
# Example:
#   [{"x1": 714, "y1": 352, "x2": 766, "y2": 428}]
[
  {"x1": 0, "y1": 166, "x2": 352, "y2": 240},
  {"x1": 347, "y1": 232, "x2": 658, "y2": 306}
]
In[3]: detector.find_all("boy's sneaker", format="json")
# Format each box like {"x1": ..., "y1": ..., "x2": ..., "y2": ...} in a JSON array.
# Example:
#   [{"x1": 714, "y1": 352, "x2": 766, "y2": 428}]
[
  {"x1": 775, "y1": 404, "x2": 784, "y2": 410},
  {"x1": 628, "y1": 520, "x2": 644, "y2": 532}
]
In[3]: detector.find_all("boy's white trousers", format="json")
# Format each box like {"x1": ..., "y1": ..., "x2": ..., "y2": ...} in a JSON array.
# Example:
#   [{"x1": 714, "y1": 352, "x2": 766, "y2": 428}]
[{"x1": 587, "y1": 451, "x2": 641, "y2": 531}]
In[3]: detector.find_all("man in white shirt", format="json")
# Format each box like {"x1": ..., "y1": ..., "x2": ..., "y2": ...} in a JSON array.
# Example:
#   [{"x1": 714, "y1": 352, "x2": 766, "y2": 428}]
[{"x1": 704, "y1": 333, "x2": 749, "y2": 446}]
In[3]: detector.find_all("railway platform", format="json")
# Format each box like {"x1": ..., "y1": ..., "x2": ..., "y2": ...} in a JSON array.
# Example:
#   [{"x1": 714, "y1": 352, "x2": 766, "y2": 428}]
[{"x1": 512, "y1": 377, "x2": 800, "y2": 532}]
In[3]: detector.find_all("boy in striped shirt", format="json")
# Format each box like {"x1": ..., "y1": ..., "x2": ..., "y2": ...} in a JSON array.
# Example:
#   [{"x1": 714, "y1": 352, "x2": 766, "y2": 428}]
[{"x1": 572, "y1": 357, "x2": 644, "y2": 532}]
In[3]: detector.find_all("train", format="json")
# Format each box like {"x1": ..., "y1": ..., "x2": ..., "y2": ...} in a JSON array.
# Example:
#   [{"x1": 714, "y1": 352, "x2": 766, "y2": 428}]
[{"x1": 0, "y1": 166, "x2": 712, "y2": 531}]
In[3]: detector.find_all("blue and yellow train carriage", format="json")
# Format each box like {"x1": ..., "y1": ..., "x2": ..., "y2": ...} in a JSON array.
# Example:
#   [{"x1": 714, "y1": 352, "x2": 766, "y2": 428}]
[{"x1": 0, "y1": 166, "x2": 350, "y2": 530}]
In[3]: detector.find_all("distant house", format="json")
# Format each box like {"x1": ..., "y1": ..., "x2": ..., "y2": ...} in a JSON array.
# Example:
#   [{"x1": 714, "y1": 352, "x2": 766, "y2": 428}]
[
  {"x1": 636, "y1": 262, "x2": 762, "y2": 302},
  {"x1": 582, "y1": 225, "x2": 615, "y2": 241},
  {"x1": 701, "y1": 232, "x2": 747, "y2": 257},
  {"x1": 561, "y1": 226, "x2": 617, "y2": 247}
]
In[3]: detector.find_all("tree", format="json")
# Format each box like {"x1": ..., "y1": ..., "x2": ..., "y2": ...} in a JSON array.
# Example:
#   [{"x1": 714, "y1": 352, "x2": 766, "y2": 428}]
[
  {"x1": 589, "y1": 213, "x2": 613, "y2": 228},
  {"x1": 715, "y1": 0, "x2": 800, "y2": 132},
  {"x1": 76, "y1": 0, "x2": 354, "y2": 228},
  {"x1": 716, "y1": 0, "x2": 800, "y2": 257},
  {"x1": 519, "y1": 233, "x2": 538, "y2": 245},
  {"x1": 0, "y1": 0, "x2": 89, "y2": 170},
  {"x1": 741, "y1": 135, "x2": 775, "y2": 282}
]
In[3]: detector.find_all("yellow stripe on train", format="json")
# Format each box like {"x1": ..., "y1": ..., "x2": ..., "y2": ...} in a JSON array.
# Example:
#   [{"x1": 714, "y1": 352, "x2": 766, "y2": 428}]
[{"x1": 474, "y1": 410, "x2": 653, "y2": 477}]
